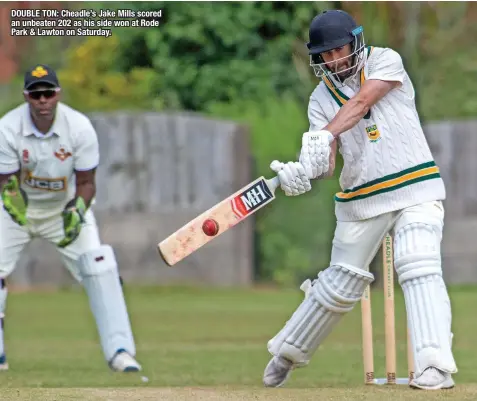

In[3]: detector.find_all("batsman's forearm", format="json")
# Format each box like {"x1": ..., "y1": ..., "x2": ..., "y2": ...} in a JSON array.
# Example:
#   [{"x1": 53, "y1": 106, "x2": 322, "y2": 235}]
[
  {"x1": 75, "y1": 183, "x2": 95, "y2": 208},
  {"x1": 325, "y1": 98, "x2": 370, "y2": 138}
]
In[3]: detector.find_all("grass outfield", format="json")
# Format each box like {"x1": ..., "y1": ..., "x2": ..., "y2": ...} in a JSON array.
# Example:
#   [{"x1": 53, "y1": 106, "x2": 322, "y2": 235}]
[{"x1": 0, "y1": 285, "x2": 475, "y2": 400}]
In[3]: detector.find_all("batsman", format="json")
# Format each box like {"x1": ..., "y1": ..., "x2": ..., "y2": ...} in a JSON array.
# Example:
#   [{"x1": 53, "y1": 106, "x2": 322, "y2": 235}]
[
  {"x1": 265, "y1": 10, "x2": 457, "y2": 390},
  {"x1": 0, "y1": 65, "x2": 141, "y2": 372}
]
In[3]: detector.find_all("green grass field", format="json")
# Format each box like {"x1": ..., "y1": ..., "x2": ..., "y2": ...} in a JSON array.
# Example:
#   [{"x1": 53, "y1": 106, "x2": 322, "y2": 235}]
[{"x1": 0, "y1": 284, "x2": 475, "y2": 400}]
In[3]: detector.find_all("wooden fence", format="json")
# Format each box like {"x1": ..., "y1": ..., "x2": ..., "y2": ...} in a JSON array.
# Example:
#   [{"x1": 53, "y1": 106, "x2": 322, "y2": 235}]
[
  {"x1": 7, "y1": 113, "x2": 477, "y2": 287},
  {"x1": 10, "y1": 112, "x2": 253, "y2": 287}
]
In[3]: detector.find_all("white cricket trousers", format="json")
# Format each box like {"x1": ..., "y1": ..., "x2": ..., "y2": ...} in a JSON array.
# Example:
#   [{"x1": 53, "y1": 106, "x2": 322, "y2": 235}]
[{"x1": 0, "y1": 206, "x2": 101, "y2": 281}]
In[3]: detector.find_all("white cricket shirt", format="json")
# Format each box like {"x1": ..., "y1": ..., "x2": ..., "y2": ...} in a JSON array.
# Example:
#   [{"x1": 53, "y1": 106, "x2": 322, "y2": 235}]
[
  {"x1": 0, "y1": 102, "x2": 99, "y2": 219},
  {"x1": 308, "y1": 46, "x2": 445, "y2": 221}
]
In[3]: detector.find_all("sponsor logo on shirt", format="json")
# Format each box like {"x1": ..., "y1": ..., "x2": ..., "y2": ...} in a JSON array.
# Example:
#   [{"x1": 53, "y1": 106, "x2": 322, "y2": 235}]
[
  {"x1": 54, "y1": 147, "x2": 72, "y2": 161},
  {"x1": 23, "y1": 171, "x2": 67, "y2": 192}
]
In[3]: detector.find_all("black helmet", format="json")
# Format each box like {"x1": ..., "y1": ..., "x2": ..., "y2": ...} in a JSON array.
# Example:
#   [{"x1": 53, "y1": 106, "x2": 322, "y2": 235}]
[{"x1": 306, "y1": 10, "x2": 366, "y2": 82}]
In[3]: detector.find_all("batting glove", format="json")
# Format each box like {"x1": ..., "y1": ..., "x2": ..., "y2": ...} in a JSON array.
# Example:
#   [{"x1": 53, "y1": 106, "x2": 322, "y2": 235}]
[
  {"x1": 299, "y1": 130, "x2": 334, "y2": 179},
  {"x1": 270, "y1": 160, "x2": 312, "y2": 196}
]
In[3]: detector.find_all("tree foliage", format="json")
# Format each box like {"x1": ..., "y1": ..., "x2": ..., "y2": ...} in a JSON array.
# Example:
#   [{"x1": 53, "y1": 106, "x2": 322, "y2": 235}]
[
  {"x1": 89, "y1": 1, "x2": 333, "y2": 111},
  {"x1": 57, "y1": 36, "x2": 160, "y2": 112},
  {"x1": 68, "y1": 1, "x2": 477, "y2": 120}
]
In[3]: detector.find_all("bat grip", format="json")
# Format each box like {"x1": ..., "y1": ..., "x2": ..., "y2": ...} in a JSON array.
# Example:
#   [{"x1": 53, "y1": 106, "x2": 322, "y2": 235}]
[{"x1": 267, "y1": 176, "x2": 281, "y2": 193}]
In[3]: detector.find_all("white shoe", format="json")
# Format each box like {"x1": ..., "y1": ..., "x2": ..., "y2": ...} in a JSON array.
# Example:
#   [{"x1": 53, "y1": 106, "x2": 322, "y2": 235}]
[
  {"x1": 0, "y1": 354, "x2": 7, "y2": 371},
  {"x1": 410, "y1": 367, "x2": 455, "y2": 390},
  {"x1": 263, "y1": 356, "x2": 294, "y2": 387},
  {"x1": 109, "y1": 349, "x2": 142, "y2": 372}
]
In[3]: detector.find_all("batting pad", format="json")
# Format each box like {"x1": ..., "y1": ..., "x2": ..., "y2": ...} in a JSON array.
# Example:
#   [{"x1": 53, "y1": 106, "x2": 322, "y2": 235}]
[
  {"x1": 394, "y1": 222, "x2": 457, "y2": 377},
  {"x1": 394, "y1": 222, "x2": 442, "y2": 283},
  {"x1": 267, "y1": 265, "x2": 373, "y2": 366},
  {"x1": 77, "y1": 245, "x2": 136, "y2": 362},
  {"x1": 0, "y1": 279, "x2": 6, "y2": 356}
]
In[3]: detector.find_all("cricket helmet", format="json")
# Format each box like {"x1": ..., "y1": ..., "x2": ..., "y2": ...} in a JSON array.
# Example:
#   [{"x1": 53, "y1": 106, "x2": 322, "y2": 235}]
[{"x1": 307, "y1": 10, "x2": 366, "y2": 82}]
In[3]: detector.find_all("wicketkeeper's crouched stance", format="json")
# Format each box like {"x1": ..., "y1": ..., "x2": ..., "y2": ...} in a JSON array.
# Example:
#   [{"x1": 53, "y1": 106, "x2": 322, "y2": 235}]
[
  {"x1": 0, "y1": 65, "x2": 141, "y2": 372},
  {"x1": 264, "y1": 10, "x2": 457, "y2": 390}
]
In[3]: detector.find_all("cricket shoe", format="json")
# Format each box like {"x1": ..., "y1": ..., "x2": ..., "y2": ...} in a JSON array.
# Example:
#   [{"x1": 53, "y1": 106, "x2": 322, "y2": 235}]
[
  {"x1": 0, "y1": 354, "x2": 8, "y2": 371},
  {"x1": 109, "y1": 348, "x2": 142, "y2": 372},
  {"x1": 263, "y1": 356, "x2": 294, "y2": 387},
  {"x1": 410, "y1": 367, "x2": 455, "y2": 390}
]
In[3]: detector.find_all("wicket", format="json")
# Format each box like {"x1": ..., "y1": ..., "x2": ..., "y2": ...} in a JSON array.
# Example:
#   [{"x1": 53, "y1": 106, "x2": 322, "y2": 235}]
[{"x1": 361, "y1": 233, "x2": 415, "y2": 385}]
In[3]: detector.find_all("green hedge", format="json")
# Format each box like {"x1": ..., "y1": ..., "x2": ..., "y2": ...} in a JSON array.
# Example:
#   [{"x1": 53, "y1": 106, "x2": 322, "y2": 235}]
[{"x1": 87, "y1": 1, "x2": 329, "y2": 110}]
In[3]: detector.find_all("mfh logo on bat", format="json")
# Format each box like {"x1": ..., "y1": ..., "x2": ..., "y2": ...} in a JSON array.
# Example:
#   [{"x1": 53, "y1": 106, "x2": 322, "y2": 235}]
[
  {"x1": 158, "y1": 175, "x2": 279, "y2": 267},
  {"x1": 231, "y1": 179, "x2": 273, "y2": 218}
]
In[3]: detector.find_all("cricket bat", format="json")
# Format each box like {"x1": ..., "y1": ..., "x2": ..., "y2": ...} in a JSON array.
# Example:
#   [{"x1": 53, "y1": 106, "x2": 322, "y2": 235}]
[{"x1": 158, "y1": 176, "x2": 280, "y2": 266}]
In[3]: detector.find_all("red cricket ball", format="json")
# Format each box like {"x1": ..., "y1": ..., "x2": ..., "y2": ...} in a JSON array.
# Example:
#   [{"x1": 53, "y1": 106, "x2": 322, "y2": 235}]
[{"x1": 202, "y1": 219, "x2": 219, "y2": 236}]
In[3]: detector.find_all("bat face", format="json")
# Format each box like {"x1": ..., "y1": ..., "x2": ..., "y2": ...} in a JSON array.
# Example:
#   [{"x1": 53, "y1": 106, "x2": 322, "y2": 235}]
[{"x1": 158, "y1": 176, "x2": 279, "y2": 266}]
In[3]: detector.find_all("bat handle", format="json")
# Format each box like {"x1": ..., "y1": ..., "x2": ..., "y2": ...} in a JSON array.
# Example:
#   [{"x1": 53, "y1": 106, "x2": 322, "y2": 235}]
[{"x1": 267, "y1": 176, "x2": 281, "y2": 193}]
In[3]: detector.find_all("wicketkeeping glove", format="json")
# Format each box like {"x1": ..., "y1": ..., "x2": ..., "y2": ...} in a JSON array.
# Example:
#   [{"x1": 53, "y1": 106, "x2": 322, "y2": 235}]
[
  {"x1": 57, "y1": 196, "x2": 86, "y2": 248},
  {"x1": 1, "y1": 175, "x2": 28, "y2": 226}
]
